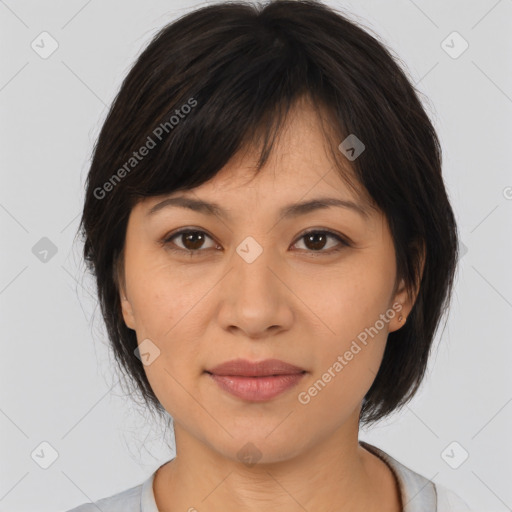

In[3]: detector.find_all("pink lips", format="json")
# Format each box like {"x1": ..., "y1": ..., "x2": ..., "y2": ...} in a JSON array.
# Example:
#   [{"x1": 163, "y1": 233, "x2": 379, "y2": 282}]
[{"x1": 205, "y1": 358, "x2": 306, "y2": 402}]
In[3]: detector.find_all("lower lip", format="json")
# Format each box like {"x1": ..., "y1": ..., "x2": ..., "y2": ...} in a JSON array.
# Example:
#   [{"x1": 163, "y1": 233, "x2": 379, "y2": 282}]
[{"x1": 207, "y1": 372, "x2": 306, "y2": 402}]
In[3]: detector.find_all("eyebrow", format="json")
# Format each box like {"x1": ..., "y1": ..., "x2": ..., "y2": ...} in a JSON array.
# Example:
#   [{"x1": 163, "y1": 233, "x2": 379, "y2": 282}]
[{"x1": 146, "y1": 195, "x2": 371, "y2": 220}]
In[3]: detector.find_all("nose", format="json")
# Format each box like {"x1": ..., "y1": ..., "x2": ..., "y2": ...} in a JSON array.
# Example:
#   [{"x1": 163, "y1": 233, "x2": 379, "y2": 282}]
[{"x1": 216, "y1": 241, "x2": 294, "y2": 339}]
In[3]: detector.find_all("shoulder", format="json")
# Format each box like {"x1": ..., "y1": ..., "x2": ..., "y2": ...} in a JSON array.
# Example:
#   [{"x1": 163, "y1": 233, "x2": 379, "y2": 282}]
[
  {"x1": 435, "y1": 483, "x2": 474, "y2": 512},
  {"x1": 360, "y1": 441, "x2": 473, "y2": 512},
  {"x1": 64, "y1": 481, "x2": 144, "y2": 512}
]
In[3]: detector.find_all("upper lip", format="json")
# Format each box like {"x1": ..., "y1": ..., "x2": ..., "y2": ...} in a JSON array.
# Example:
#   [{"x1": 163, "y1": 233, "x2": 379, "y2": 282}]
[{"x1": 206, "y1": 358, "x2": 306, "y2": 377}]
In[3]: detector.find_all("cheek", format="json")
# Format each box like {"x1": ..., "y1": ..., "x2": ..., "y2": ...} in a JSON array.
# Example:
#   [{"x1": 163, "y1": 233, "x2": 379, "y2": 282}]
[
  {"x1": 125, "y1": 252, "x2": 201, "y2": 338},
  {"x1": 310, "y1": 251, "x2": 396, "y2": 341},
  {"x1": 298, "y1": 311, "x2": 389, "y2": 424},
  {"x1": 299, "y1": 248, "x2": 395, "y2": 407}
]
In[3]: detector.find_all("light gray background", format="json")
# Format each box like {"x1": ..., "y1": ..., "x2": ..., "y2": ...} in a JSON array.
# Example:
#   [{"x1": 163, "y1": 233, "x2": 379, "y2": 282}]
[{"x1": 1, "y1": 1, "x2": 511, "y2": 511}]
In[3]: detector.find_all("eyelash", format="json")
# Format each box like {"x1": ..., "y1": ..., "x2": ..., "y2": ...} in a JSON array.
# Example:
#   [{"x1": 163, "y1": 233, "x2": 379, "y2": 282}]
[{"x1": 160, "y1": 228, "x2": 351, "y2": 257}]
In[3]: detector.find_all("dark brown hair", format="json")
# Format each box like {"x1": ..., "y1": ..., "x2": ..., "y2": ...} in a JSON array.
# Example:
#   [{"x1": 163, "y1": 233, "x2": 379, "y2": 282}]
[{"x1": 78, "y1": 0, "x2": 458, "y2": 426}]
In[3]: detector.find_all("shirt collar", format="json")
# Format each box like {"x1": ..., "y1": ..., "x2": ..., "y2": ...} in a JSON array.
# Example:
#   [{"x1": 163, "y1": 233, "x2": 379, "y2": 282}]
[
  {"x1": 360, "y1": 441, "x2": 437, "y2": 511},
  {"x1": 140, "y1": 463, "x2": 165, "y2": 512}
]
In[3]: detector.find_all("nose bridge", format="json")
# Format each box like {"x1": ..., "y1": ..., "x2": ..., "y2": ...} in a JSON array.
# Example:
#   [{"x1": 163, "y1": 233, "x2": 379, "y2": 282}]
[{"x1": 233, "y1": 233, "x2": 278, "y2": 294}]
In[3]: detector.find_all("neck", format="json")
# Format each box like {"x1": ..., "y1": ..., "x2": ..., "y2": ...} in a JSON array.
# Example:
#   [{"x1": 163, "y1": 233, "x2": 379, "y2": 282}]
[{"x1": 153, "y1": 416, "x2": 401, "y2": 512}]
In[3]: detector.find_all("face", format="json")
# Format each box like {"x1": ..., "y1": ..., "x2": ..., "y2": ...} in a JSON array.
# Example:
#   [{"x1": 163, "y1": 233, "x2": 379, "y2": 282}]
[{"x1": 119, "y1": 100, "x2": 412, "y2": 464}]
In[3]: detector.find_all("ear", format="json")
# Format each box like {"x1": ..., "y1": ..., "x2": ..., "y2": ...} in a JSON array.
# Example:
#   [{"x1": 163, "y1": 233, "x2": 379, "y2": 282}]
[
  {"x1": 387, "y1": 278, "x2": 413, "y2": 333},
  {"x1": 388, "y1": 241, "x2": 425, "y2": 333},
  {"x1": 115, "y1": 252, "x2": 137, "y2": 330},
  {"x1": 120, "y1": 293, "x2": 137, "y2": 330}
]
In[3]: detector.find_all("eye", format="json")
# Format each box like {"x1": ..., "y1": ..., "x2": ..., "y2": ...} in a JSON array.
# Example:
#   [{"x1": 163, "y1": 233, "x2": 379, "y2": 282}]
[
  {"x1": 292, "y1": 229, "x2": 350, "y2": 254},
  {"x1": 162, "y1": 229, "x2": 218, "y2": 254},
  {"x1": 161, "y1": 228, "x2": 350, "y2": 256}
]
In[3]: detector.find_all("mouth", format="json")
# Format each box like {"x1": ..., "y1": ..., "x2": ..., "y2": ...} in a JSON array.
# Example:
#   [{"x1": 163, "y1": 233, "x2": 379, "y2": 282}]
[
  {"x1": 205, "y1": 358, "x2": 306, "y2": 377},
  {"x1": 205, "y1": 358, "x2": 307, "y2": 402}
]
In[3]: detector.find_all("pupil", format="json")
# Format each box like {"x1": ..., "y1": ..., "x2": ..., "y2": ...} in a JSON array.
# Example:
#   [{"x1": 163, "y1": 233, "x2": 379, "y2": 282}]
[
  {"x1": 306, "y1": 233, "x2": 326, "y2": 250},
  {"x1": 184, "y1": 232, "x2": 204, "y2": 250}
]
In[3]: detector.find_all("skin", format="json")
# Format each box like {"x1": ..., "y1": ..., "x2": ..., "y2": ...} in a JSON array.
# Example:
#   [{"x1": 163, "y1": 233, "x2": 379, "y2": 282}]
[{"x1": 119, "y1": 97, "x2": 419, "y2": 512}]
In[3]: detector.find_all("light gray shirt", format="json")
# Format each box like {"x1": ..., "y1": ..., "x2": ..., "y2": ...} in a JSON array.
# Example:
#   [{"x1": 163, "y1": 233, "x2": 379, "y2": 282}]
[{"x1": 65, "y1": 441, "x2": 473, "y2": 511}]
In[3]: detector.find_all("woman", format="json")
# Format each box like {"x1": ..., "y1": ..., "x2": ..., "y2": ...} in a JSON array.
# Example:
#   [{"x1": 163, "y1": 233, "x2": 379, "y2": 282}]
[{"x1": 67, "y1": 0, "x2": 472, "y2": 510}]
